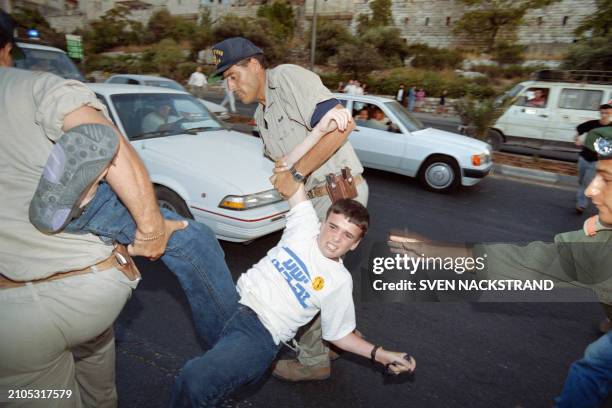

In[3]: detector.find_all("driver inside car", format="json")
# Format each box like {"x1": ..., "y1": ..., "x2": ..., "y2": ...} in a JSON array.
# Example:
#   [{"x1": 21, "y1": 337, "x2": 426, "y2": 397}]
[{"x1": 141, "y1": 101, "x2": 181, "y2": 133}]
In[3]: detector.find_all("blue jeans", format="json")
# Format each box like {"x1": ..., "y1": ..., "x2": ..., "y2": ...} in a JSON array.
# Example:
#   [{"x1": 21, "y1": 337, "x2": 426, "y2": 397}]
[
  {"x1": 555, "y1": 332, "x2": 612, "y2": 407},
  {"x1": 576, "y1": 157, "x2": 597, "y2": 209},
  {"x1": 170, "y1": 305, "x2": 280, "y2": 407},
  {"x1": 65, "y1": 183, "x2": 239, "y2": 347}
]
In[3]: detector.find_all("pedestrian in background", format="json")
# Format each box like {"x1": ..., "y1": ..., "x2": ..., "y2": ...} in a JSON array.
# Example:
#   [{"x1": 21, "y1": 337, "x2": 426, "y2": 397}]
[
  {"x1": 408, "y1": 86, "x2": 416, "y2": 112},
  {"x1": 187, "y1": 65, "x2": 207, "y2": 99},
  {"x1": 220, "y1": 77, "x2": 236, "y2": 113},
  {"x1": 415, "y1": 87, "x2": 426, "y2": 112},
  {"x1": 436, "y1": 89, "x2": 448, "y2": 116},
  {"x1": 396, "y1": 83, "x2": 406, "y2": 107}
]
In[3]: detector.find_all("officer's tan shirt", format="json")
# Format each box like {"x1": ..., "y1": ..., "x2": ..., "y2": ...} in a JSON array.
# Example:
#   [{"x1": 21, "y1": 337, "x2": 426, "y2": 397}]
[
  {"x1": 254, "y1": 64, "x2": 364, "y2": 190},
  {"x1": 0, "y1": 68, "x2": 113, "y2": 281}
]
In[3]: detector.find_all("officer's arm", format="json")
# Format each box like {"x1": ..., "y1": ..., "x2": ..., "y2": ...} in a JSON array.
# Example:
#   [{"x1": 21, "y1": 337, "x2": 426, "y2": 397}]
[
  {"x1": 292, "y1": 104, "x2": 356, "y2": 177},
  {"x1": 63, "y1": 106, "x2": 185, "y2": 259}
]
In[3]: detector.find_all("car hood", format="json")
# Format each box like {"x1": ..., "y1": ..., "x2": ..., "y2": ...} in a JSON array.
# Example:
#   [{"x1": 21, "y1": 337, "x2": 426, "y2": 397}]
[
  {"x1": 135, "y1": 130, "x2": 274, "y2": 194},
  {"x1": 412, "y1": 127, "x2": 490, "y2": 152}
]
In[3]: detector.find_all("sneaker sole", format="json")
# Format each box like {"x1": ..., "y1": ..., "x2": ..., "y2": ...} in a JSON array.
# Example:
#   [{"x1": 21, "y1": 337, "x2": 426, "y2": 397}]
[{"x1": 29, "y1": 124, "x2": 119, "y2": 234}]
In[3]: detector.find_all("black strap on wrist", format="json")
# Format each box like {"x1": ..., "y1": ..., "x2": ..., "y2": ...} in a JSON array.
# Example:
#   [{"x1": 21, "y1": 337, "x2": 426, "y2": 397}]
[{"x1": 371, "y1": 345, "x2": 382, "y2": 364}]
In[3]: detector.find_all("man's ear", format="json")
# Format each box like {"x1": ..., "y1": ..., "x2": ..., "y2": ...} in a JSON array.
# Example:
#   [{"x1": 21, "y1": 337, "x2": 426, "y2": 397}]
[{"x1": 0, "y1": 43, "x2": 13, "y2": 67}]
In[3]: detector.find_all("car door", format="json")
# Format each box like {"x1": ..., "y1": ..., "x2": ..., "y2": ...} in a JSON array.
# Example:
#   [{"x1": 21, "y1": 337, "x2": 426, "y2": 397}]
[
  {"x1": 503, "y1": 86, "x2": 552, "y2": 140},
  {"x1": 547, "y1": 87, "x2": 603, "y2": 143},
  {"x1": 348, "y1": 101, "x2": 404, "y2": 171}
]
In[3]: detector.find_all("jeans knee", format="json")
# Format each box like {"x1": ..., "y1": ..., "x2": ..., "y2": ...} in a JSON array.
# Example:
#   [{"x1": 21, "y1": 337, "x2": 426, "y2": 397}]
[{"x1": 583, "y1": 334, "x2": 612, "y2": 363}]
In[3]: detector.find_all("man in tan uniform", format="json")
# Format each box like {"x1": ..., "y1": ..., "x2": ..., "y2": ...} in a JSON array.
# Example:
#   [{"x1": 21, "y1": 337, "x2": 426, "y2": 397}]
[
  {"x1": 0, "y1": 11, "x2": 183, "y2": 407},
  {"x1": 212, "y1": 37, "x2": 369, "y2": 381}
]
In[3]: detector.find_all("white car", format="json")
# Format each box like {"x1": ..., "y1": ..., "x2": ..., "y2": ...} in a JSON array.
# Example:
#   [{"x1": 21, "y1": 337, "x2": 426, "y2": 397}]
[
  {"x1": 336, "y1": 93, "x2": 492, "y2": 192},
  {"x1": 88, "y1": 83, "x2": 288, "y2": 242},
  {"x1": 105, "y1": 74, "x2": 230, "y2": 120},
  {"x1": 15, "y1": 41, "x2": 85, "y2": 82}
]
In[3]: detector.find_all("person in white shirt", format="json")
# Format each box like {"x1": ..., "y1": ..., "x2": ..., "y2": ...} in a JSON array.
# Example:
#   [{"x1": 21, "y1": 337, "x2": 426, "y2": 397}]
[
  {"x1": 187, "y1": 66, "x2": 207, "y2": 98},
  {"x1": 170, "y1": 184, "x2": 416, "y2": 406},
  {"x1": 141, "y1": 102, "x2": 180, "y2": 134}
]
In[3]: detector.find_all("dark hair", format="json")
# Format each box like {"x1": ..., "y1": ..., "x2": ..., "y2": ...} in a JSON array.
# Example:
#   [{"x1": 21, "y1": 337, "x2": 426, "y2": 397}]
[
  {"x1": 600, "y1": 104, "x2": 612, "y2": 110},
  {"x1": 325, "y1": 199, "x2": 369, "y2": 238},
  {"x1": 236, "y1": 53, "x2": 266, "y2": 69}
]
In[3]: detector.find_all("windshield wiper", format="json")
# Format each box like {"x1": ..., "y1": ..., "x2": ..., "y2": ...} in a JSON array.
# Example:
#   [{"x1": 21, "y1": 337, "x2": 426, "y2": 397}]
[
  {"x1": 131, "y1": 129, "x2": 180, "y2": 140},
  {"x1": 184, "y1": 126, "x2": 219, "y2": 134}
]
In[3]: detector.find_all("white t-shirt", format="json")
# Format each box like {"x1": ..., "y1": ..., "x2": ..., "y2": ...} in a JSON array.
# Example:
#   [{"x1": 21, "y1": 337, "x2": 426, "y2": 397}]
[
  {"x1": 188, "y1": 71, "x2": 207, "y2": 87},
  {"x1": 237, "y1": 201, "x2": 356, "y2": 345}
]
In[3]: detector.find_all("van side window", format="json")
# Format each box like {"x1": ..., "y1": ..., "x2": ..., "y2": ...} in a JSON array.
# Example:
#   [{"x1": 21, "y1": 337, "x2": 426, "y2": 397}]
[
  {"x1": 559, "y1": 89, "x2": 603, "y2": 111},
  {"x1": 516, "y1": 87, "x2": 549, "y2": 108}
]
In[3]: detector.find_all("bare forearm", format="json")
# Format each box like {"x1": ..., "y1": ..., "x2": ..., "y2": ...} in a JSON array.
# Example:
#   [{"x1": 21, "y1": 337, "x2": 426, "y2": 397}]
[
  {"x1": 330, "y1": 332, "x2": 374, "y2": 360},
  {"x1": 287, "y1": 184, "x2": 307, "y2": 208},
  {"x1": 284, "y1": 126, "x2": 326, "y2": 167},
  {"x1": 293, "y1": 112, "x2": 355, "y2": 176}
]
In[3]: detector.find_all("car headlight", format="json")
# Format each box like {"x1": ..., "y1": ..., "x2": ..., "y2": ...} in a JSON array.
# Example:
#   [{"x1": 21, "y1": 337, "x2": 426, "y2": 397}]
[
  {"x1": 471, "y1": 152, "x2": 491, "y2": 166},
  {"x1": 219, "y1": 189, "x2": 282, "y2": 211}
]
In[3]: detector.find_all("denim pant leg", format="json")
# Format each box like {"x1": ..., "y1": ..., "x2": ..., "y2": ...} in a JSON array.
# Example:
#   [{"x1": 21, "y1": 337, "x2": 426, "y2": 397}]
[
  {"x1": 65, "y1": 183, "x2": 239, "y2": 346},
  {"x1": 555, "y1": 332, "x2": 612, "y2": 408},
  {"x1": 170, "y1": 306, "x2": 280, "y2": 408}
]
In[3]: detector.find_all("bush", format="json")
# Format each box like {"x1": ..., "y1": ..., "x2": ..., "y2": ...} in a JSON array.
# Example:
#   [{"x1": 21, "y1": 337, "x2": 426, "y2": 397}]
[
  {"x1": 358, "y1": 26, "x2": 408, "y2": 68},
  {"x1": 306, "y1": 18, "x2": 354, "y2": 65},
  {"x1": 491, "y1": 42, "x2": 525, "y2": 66},
  {"x1": 84, "y1": 54, "x2": 142, "y2": 74},
  {"x1": 454, "y1": 98, "x2": 505, "y2": 139},
  {"x1": 175, "y1": 62, "x2": 199, "y2": 83},
  {"x1": 151, "y1": 39, "x2": 186, "y2": 79},
  {"x1": 562, "y1": 34, "x2": 612, "y2": 71},
  {"x1": 337, "y1": 43, "x2": 382, "y2": 77},
  {"x1": 145, "y1": 10, "x2": 197, "y2": 44},
  {"x1": 410, "y1": 46, "x2": 464, "y2": 70}
]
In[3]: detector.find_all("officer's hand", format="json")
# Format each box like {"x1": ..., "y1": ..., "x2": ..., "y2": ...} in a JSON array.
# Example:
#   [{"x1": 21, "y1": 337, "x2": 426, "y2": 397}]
[
  {"x1": 316, "y1": 107, "x2": 352, "y2": 134},
  {"x1": 272, "y1": 169, "x2": 300, "y2": 199},
  {"x1": 273, "y1": 159, "x2": 290, "y2": 174},
  {"x1": 376, "y1": 349, "x2": 416, "y2": 375},
  {"x1": 128, "y1": 219, "x2": 188, "y2": 261}
]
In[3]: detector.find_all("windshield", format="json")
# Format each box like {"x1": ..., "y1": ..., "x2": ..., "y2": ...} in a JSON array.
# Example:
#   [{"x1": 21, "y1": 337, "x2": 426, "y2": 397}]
[
  {"x1": 384, "y1": 100, "x2": 425, "y2": 132},
  {"x1": 15, "y1": 46, "x2": 85, "y2": 81},
  {"x1": 494, "y1": 83, "x2": 524, "y2": 106},
  {"x1": 110, "y1": 93, "x2": 223, "y2": 140},
  {"x1": 144, "y1": 80, "x2": 185, "y2": 91}
]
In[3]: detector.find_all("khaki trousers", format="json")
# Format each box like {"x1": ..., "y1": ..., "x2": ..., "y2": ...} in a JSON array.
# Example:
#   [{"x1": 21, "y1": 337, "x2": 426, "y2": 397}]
[
  {"x1": 0, "y1": 267, "x2": 137, "y2": 407},
  {"x1": 298, "y1": 179, "x2": 369, "y2": 367}
]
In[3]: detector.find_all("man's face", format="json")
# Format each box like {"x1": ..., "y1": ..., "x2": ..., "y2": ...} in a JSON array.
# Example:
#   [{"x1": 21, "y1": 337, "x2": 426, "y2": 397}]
[
  {"x1": 317, "y1": 212, "x2": 362, "y2": 260},
  {"x1": 223, "y1": 59, "x2": 262, "y2": 104},
  {"x1": 600, "y1": 108, "x2": 612, "y2": 125},
  {"x1": 0, "y1": 43, "x2": 14, "y2": 67},
  {"x1": 587, "y1": 160, "x2": 612, "y2": 224},
  {"x1": 157, "y1": 104, "x2": 171, "y2": 118}
]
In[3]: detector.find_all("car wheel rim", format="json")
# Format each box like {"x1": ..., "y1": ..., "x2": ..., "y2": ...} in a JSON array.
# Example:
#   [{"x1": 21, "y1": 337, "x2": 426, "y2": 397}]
[
  {"x1": 158, "y1": 199, "x2": 178, "y2": 213},
  {"x1": 425, "y1": 163, "x2": 454, "y2": 189}
]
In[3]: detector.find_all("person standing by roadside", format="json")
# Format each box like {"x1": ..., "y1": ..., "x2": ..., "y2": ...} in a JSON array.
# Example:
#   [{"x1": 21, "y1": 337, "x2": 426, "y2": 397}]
[
  {"x1": 574, "y1": 104, "x2": 612, "y2": 215},
  {"x1": 220, "y1": 77, "x2": 236, "y2": 113},
  {"x1": 187, "y1": 65, "x2": 207, "y2": 99},
  {"x1": 396, "y1": 83, "x2": 406, "y2": 107},
  {"x1": 214, "y1": 37, "x2": 369, "y2": 382},
  {"x1": 436, "y1": 89, "x2": 448, "y2": 115},
  {"x1": 415, "y1": 87, "x2": 426, "y2": 112},
  {"x1": 408, "y1": 86, "x2": 416, "y2": 112}
]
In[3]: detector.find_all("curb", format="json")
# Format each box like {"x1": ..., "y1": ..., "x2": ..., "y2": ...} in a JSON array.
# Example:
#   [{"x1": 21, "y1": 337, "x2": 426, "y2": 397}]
[{"x1": 492, "y1": 163, "x2": 578, "y2": 188}]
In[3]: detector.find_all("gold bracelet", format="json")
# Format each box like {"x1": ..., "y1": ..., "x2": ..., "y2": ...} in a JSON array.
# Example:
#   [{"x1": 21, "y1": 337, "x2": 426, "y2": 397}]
[{"x1": 135, "y1": 230, "x2": 165, "y2": 241}]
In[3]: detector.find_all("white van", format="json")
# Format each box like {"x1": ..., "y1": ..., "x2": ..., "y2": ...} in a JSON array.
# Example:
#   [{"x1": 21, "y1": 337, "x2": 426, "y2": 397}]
[{"x1": 489, "y1": 70, "x2": 612, "y2": 151}]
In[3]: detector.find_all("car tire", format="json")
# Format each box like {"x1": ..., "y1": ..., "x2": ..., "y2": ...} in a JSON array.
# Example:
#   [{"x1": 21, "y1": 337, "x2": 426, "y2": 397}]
[
  {"x1": 485, "y1": 129, "x2": 504, "y2": 151},
  {"x1": 155, "y1": 186, "x2": 193, "y2": 219},
  {"x1": 418, "y1": 155, "x2": 460, "y2": 193}
]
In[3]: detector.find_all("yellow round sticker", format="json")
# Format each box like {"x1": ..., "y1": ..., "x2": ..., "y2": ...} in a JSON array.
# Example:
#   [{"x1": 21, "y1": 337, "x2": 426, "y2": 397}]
[{"x1": 312, "y1": 276, "x2": 325, "y2": 291}]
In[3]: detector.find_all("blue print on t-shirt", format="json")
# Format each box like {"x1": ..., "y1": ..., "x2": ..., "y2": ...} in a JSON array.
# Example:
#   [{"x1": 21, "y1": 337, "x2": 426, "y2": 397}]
[{"x1": 270, "y1": 247, "x2": 312, "y2": 308}]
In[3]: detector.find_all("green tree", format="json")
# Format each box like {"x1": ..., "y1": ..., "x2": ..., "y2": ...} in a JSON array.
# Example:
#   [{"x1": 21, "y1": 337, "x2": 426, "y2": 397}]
[
  {"x1": 306, "y1": 17, "x2": 353, "y2": 64},
  {"x1": 337, "y1": 43, "x2": 382, "y2": 77},
  {"x1": 257, "y1": 0, "x2": 294, "y2": 41},
  {"x1": 146, "y1": 9, "x2": 196, "y2": 44},
  {"x1": 11, "y1": 7, "x2": 65, "y2": 47},
  {"x1": 359, "y1": 26, "x2": 408, "y2": 68},
  {"x1": 575, "y1": 0, "x2": 612, "y2": 37},
  {"x1": 453, "y1": 0, "x2": 559, "y2": 51},
  {"x1": 83, "y1": 5, "x2": 143, "y2": 53},
  {"x1": 562, "y1": 34, "x2": 612, "y2": 71},
  {"x1": 190, "y1": 9, "x2": 214, "y2": 60},
  {"x1": 356, "y1": 0, "x2": 392, "y2": 34},
  {"x1": 151, "y1": 39, "x2": 185, "y2": 79}
]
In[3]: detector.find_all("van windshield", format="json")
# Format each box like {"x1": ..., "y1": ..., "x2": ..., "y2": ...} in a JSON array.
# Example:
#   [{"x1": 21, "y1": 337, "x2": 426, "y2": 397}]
[
  {"x1": 494, "y1": 84, "x2": 524, "y2": 106},
  {"x1": 15, "y1": 46, "x2": 85, "y2": 82}
]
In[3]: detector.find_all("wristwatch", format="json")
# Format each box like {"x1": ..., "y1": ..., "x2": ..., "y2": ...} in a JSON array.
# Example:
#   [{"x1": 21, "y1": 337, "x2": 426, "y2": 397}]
[{"x1": 290, "y1": 166, "x2": 305, "y2": 183}]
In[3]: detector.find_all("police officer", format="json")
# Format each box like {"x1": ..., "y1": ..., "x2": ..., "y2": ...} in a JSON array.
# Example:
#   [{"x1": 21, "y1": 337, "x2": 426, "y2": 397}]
[{"x1": 211, "y1": 37, "x2": 369, "y2": 381}]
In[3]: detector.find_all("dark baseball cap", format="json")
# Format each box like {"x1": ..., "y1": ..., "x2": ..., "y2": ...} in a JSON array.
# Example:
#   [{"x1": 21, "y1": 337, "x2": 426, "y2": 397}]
[
  {"x1": 0, "y1": 10, "x2": 24, "y2": 60},
  {"x1": 210, "y1": 37, "x2": 262, "y2": 78}
]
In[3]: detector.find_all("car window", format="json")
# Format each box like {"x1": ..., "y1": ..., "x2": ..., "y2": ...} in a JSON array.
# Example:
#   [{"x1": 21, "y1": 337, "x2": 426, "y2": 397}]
[
  {"x1": 126, "y1": 78, "x2": 140, "y2": 85},
  {"x1": 15, "y1": 46, "x2": 85, "y2": 81},
  {"x1": 515, "y1": 87, "x2": 549, "y2": 108},
  {"x1": 384, "y1": 100, "x2": 425, "y2": 132},
  {"x1": 108, "y1": 77, "x2": 128, "y2": 84},
  {"x1": 494, "y1": 83, "x2": 524, "y2": 106},
  {"x1": 559, "y1": 89, "x2": 603, "y2": 111},
  {"x1": 94, "y1": 93, "x2": 117, "y2": 126},
  {"x1": 110, "y1": 93, "x2": 222, "y2": 139},
  {"x1": 353, "y1": 103, "x2": 391, "y2": 131}
]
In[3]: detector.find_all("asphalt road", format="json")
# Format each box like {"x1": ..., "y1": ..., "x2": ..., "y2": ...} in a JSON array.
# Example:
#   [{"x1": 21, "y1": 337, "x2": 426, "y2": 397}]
[{"x1": 115, "y1": 168, "x2": 604, "y2": 407}]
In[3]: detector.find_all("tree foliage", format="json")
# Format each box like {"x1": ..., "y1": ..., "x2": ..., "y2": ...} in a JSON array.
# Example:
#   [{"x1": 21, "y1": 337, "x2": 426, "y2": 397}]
[
  {"x1": 575, "y1": 0, "x2": 612, "y2": 37},
  {"x1": 356, "y1": 0, "x2": 392, "y2": 34},
  {"x1": 11, "y1": 7, "x2": 65, "y2": 47},
  {"x1": 359, "y1": 26, "x2": 409, "y2": 68},
  {"x1": 83, "y1": 5, "x2": 143, "y2": 53},
  {"x1": 306, "y1": 18, "x2": 353, "y2": 64},
  {"x1": 145, "y1": 9, "x2": 197, "y2": 44},
  {"x1": 151, "y1": 39, "x2": 185, "y2": 79},
  {"x1": 337, "y1": 43, "x2": 382, "y2": 77},
  {"x1": 256, "y1": 0, "x2": 295, "y2": 41},
  {"x1": 562, "y1": 34, "x2": 612, "y2": 71},
  {"x1": 453, "y1": 0, "x2": 560, "y2": 51}
]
